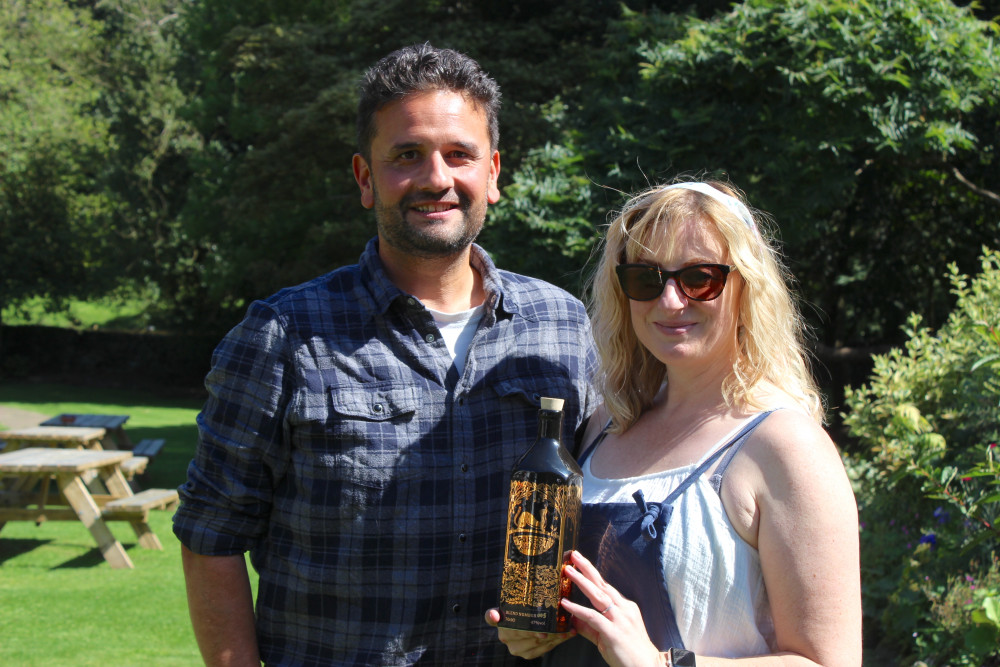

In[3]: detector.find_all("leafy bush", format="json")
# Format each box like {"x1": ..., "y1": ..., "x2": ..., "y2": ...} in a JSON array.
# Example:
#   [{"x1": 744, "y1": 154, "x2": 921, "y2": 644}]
[{"x1": 843, "y1": 248, "x2": 1000, "y2": 665}]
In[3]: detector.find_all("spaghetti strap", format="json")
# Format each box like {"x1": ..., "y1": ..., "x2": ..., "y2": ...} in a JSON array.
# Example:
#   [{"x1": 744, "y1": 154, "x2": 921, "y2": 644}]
[
  {"x1": 634, "y1": 411, "x2": 774, "y2": 540},
  {"x1": 708, "y1": 410, "x2": 778, "y2": 493},
  {"x1": 576, "y1": 419, "x2": 613, "y2": 466}
]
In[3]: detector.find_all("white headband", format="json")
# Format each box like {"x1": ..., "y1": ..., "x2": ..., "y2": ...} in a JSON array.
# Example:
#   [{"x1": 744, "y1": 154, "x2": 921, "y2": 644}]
[{"x1": 660, "y1": 182, "x2": 756, "y2": 232}]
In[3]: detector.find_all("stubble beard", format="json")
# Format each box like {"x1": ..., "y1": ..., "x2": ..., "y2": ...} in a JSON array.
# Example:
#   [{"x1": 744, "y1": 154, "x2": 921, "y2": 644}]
[{"x1": 373, "y1": 187, "x2": 487, "y2": 260}]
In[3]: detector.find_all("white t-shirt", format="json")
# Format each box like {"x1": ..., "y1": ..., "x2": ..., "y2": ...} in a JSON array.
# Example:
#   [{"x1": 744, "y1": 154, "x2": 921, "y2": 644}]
[{"x1": 428, "y1": 304, "x2": 485, "y2": 375}]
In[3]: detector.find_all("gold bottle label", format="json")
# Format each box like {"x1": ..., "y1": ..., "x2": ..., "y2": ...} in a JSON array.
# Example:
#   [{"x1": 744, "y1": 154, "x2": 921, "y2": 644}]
[{"x1": 498, "y1": 477, "x2": 582, "y2": 631}]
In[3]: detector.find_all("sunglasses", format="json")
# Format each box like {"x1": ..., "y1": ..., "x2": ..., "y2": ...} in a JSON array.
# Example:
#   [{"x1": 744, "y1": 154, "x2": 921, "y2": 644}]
[{"x1": 615, "y1": 263, "x2": 736, "y2": 301}]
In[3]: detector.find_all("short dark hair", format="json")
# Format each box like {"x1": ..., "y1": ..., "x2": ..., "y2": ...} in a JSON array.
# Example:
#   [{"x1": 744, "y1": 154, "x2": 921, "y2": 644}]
[{"x1": 356, "y1": 43, "x2": 501, "y2": 160}]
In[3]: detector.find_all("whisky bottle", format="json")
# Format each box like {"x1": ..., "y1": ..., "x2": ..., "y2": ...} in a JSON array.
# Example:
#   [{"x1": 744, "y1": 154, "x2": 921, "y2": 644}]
[{"x1": 498, "y1": 396, "x2": 583, "y2": 633}]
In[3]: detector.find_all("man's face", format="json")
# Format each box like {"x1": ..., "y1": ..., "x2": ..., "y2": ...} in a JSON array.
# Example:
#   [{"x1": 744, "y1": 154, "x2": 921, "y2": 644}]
[{"x1": 352, "y1": 89, "x2": 501, "y2": 259}]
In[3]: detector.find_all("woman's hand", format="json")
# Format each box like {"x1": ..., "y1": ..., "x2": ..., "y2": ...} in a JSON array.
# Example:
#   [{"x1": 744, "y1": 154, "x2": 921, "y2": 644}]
[
  {"x1": 484, "y1": 608, "x2": 576, "y2": 659},
  {"x1": 560, "y1": 550, "x2": 664, "y2": 667}
]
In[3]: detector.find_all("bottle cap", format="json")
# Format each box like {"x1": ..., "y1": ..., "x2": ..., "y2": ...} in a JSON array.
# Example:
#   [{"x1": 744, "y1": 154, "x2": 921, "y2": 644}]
[{"x1": 540, "y1": 397, "x2": 564, "y2": 412}]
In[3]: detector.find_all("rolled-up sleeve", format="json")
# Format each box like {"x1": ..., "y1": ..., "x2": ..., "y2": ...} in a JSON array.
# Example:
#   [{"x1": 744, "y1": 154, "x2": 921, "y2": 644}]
[{"x1": 173, "y1": 300, "x2": 293, "y2": 556}]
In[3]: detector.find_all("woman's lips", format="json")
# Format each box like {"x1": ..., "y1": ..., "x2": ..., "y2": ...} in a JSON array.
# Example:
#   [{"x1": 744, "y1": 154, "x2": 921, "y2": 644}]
[{"x1": 654, "y1": 321, "x2": 696, "y2": 335}]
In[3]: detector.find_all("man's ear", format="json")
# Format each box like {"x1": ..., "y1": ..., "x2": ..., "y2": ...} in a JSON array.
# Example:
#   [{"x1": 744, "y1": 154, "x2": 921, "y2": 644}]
[
  {"x1": 352, "y1": 153, "x2": 375, "y2": 209},
  {"x1": 487, "y1": 150, "x2": 501, "y2": 204}
]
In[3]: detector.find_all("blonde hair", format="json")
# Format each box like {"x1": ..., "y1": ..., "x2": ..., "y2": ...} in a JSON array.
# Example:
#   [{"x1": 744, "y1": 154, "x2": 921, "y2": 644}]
[{"x1": 587, "y1": 180, "x2": 823, "y2": 433}]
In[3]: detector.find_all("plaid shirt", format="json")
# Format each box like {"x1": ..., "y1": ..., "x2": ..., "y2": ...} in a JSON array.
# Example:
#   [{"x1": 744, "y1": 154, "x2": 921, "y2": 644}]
[{"x1": 173, "y1": 238, "x2": 598, "y2": 666}]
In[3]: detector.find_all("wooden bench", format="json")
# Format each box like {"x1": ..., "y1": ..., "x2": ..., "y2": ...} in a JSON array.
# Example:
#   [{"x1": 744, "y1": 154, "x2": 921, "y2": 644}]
[
  {"x1": 122, "y1": 439, "x2": 166, "y2": 485},
  {"x1": 119, "y1": 456, "x2": 149, "y2": 480},
  {"x1": 102, "y1": 488, "x2": 179, "y2": 550},
  {"x1": 132, "y1": 438, "x2": 166, "y2": 459},
  {"x1": 102, "y1": 488, "x2": 179, "y2": 520}
]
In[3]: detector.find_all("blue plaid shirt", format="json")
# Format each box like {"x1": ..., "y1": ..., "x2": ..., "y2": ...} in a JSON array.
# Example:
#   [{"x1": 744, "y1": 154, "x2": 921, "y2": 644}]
[{"x1": 173, "y1": 238, "x2": 598, "y2": 666}]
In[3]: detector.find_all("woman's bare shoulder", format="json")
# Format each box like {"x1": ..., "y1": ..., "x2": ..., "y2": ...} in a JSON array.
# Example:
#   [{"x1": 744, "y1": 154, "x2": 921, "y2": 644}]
[{"x1": 731, "y1": 407, "x2": 848, "y2": 493}]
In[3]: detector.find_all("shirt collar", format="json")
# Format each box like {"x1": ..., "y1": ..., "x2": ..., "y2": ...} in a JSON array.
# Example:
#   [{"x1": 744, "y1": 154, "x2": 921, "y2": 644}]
[{"x1": 357, "y1": 237, "x2": 519, "y2": 319}]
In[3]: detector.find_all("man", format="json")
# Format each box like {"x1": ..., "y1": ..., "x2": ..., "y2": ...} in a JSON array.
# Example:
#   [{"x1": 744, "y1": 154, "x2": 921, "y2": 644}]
[{"x1": 173, "y1": 43, "x2": 598, "y2": 666}]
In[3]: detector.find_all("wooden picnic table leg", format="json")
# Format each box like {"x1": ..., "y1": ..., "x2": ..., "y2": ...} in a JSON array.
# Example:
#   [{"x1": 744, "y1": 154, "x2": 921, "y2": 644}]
[
  {"x1": 99, "y1": 466, "x2": 162, "y2": 550},
  {"x1": 128, "y1": 517, "x2": 162, "y2": 550},
  {"x1": 112, "y1": 426, "x2": 133, "y2": 450},
  {"x1": 57, "y1": 473, "x2": 134, "y2": 569},
  {"x1": 0, "y1": 474, "x2": 42, "y2": 533}
]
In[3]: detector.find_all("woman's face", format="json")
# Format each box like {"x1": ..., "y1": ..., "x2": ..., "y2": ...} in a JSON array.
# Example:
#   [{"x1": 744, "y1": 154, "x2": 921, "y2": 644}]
[{"x1": 627, "y1": 216, "x2": 742, "y2": 375}]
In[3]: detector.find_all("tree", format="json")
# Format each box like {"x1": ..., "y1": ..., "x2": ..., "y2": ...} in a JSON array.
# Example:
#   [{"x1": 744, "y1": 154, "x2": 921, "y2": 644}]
[
  {"x1": 89, "y1": 0, "x2": 202, "y2": 328},
  {"x1": 486, "y1": 0, "x2": 1000, "y2": 353},
  {"x1": 165, "y1": 0, "x2": 682, "y2": 332},
  {"x1": 0, "y1": 1, "x2": 115, "y2": 319}
]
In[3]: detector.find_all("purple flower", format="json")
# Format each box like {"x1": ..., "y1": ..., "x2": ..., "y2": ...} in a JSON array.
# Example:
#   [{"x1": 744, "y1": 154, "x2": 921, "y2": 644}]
[
  {"x1": 933, "y1": 507, "x2": 951, "y2": 524},
  {"x1": 919, "y1": 533, "x2": 937, "y2": 548}
]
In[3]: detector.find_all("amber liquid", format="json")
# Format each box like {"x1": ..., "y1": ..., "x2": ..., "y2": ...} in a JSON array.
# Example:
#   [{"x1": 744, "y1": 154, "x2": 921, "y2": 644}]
[{"x1": 498, "y1": 405, "x2": 583, "y2": 633}]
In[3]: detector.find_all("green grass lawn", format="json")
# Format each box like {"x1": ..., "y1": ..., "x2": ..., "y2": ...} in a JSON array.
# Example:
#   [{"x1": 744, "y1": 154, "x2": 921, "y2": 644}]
[
  {"x1": 0, "y1": 381, "x2": 258, "y2": 666},
  {"x1": 2, "y1": 295, "x2": 155, "y2": 331}
]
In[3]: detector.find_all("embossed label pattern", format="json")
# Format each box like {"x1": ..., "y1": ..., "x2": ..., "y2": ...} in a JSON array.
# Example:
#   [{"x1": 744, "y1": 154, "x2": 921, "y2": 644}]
[{"x1": 499, "y1": 477, "x2": 582, "y2": 628}]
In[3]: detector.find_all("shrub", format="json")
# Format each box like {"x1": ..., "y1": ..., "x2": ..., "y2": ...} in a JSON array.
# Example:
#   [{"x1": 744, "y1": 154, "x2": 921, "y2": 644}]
[{"x1": 843, "y1": 248, "x2": 1000, "y2": 666}]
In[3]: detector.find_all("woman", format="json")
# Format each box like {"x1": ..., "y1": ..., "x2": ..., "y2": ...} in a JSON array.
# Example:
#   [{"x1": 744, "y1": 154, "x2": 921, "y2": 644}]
[{"x1": 486, "y1": 181, "x2": 861, "y2": 666}]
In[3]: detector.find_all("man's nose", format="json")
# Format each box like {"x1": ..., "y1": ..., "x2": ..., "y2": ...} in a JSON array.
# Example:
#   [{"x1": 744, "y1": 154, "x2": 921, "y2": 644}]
[{"x1": 420, "y1": 152, "x2": 454, "y2": 191}]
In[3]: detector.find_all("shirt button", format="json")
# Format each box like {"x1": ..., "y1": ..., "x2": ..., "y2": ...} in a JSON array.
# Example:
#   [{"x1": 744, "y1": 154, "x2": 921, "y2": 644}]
[
  {"x1": 372, "y1": 403, "x2": 384, "y2": 414},
  {"x1": 459, "y1": 533, "x2": 467, "y2": 542},
  {"x1": 425, "y1": 333, "x2": 436, "y2": 343},
  {"x1": 452, "y1": 604, "x2": 461, "y2": 613},
  {"x1": 460, "y1": 463, "x2": 468, "y2": 472}
]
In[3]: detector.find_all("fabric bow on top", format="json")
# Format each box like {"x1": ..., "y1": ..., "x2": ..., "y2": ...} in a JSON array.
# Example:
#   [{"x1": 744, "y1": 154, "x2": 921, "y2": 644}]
[{"x1": 632, "y1": 489, "x2": 672, "y2": 541}]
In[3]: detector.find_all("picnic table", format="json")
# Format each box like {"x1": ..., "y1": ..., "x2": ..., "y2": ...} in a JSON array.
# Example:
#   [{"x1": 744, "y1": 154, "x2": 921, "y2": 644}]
[
  {"x1": 33, "y1": 414, "x2": 168, "y2": 478},
  {"x1": 0, "y1": 425, "x2": 108, "y2": 452},
  {"x1": 40, "y1": 413, "x2": 133, "y2": 449},
  {"x1": 0, "y1": 447, "x2": 178, "y2": 569}
]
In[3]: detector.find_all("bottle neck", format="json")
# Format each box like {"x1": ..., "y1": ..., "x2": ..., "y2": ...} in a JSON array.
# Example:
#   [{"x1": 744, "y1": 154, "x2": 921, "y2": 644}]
[{"x1": 537, "y1": 410, "x2": 563, "y2": 441}]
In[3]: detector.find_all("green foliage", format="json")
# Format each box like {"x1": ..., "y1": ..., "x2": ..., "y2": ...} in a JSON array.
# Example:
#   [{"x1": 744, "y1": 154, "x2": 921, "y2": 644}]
[
  {"x1": 0, "y1": 0, "x2": 203, "y2": 331},
  {"x1": 88, "y1": 0, "x2": 204, "y2": 327},
  {"x1": 0, "y1": 1, "x2": 116, "y2": 313},
  {"x1": 1, "y1": 0, "x2": 998, "y2": 349},
  {"x1": 481, "y1": 139, "x2": 610, "y2": 293},
  {"x1": 169, "y1": 0, "x2": 642, "y2": 330},
  {"x1": 843, "y1": 248, "x2": 1000, "y2": 664},
  {"x1": 491, "y1": 0, "x2": 1000, "y2": 346}
]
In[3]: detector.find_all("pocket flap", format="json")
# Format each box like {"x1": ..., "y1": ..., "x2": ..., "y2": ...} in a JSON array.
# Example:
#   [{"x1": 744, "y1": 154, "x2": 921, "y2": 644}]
[
  {"x1": 329, "y1": 384, "x2": 421, "y2": 421},
  {"x1": 492, "y1": 376, "x2": 575, "y2": 408}
]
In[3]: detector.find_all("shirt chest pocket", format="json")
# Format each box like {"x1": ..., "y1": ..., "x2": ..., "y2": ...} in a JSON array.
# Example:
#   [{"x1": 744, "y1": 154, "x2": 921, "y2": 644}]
[
  {"x1": 325, "y1": 383, "x2": 421, "y2": 447},
  {"x1": 299, "y1": 384, "x2": 423, "y2": 519}
]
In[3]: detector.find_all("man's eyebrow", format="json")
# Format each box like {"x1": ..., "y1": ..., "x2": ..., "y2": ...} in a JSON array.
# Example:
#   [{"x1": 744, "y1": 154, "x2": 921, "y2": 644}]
[
  {"x1": 449, "y1": 141, "x2": 482, "y2": 155},
  {"x1": 387, "y1": 140, "x2": 483, "y2": 155},
  {"x1": 388, "y1": 141, "x2": 421, "y2": 153}
]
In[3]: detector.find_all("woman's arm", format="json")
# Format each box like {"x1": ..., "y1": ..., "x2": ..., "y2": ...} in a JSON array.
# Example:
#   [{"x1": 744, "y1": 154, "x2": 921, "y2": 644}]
[{"x1": 733, "y1": 409, "x2": 862, "y2": 666}]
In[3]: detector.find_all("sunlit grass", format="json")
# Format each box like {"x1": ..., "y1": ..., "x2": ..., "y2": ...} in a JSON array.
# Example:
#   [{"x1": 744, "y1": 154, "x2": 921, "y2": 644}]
[
  {"x1": 0, "y1": 381, "x2": 251, "y2": 666},
  {"x1": 2, "y1": 294, "x2": 155, "y2": 331}
]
